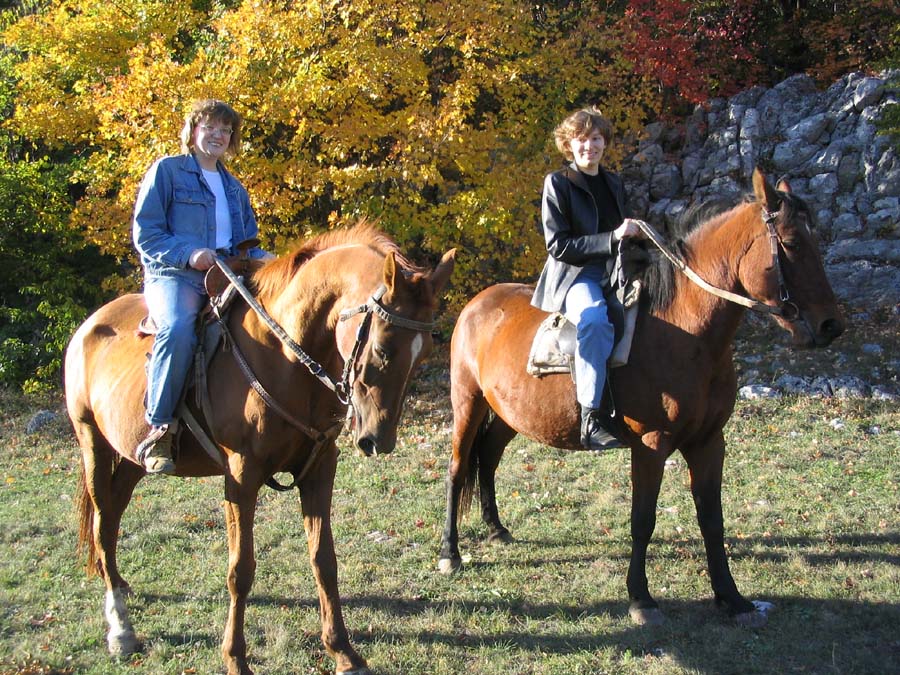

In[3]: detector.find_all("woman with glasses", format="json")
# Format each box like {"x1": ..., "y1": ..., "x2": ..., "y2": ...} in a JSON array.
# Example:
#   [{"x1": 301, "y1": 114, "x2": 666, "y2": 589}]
[{"x1": 132, "y1": 98, "x2": 271, "y2": 474}]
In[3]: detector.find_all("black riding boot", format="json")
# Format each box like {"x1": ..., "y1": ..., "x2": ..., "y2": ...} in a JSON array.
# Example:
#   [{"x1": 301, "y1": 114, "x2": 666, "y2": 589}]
[{"x1": 580, "y1": 406, "x2": 622, "y2": 451}]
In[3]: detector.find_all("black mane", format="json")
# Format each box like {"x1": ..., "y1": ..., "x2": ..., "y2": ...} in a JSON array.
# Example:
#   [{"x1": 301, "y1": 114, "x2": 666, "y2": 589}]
[{"x1": 640, "y1": 197, "x2": 742, "y2": 314}]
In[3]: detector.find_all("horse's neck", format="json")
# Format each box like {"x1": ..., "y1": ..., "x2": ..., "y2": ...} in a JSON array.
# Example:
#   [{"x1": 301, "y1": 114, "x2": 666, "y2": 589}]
[
  {"x1": 266, "y1": 247, "x2": 381, "y2": 340},
  {"x1": 662, "y1": 207, "x2": 756, "y2": 349}
]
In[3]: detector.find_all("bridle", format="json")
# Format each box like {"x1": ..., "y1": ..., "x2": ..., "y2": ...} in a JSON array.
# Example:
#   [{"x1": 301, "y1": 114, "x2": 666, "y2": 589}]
[
  {"x1": 213, "y1": 258, "x2": 434, "y2": 408},
  {"x1": 761, "y1": 206, "x2": 801, "y2": 322},
  {"x1": 634, "y1": 202, "x2": 801, "y2": 321},
  {"x1": 337, "y1": 284, "x2": 435, "y2": 397},
  {"x1": 204, "y1": 258, "x2": 434, "y2": 489}
]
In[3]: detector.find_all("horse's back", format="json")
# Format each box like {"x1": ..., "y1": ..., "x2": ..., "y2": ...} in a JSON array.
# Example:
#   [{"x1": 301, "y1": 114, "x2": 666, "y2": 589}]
[{"x1": 65, "y1": 294, "x2": 151, "y2": 455}]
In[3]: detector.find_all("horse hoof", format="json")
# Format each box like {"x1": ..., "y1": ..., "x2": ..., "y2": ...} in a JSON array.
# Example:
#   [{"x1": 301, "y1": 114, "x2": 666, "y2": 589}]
[
  {"x1": 735, "y1": 600, "x2": 774, "y2": 628},
  {"x1": 107, "y1": 630, "x2": 141, "y2": 656},
  {"x1": 487, "y1": 529, "x2": 513, "y2": 545},
  {"x1": 629, "y1": 606, "x2": 665, "y2": 626},
  {"x1": 437, "y1": 557, "x2": 461, "y2": 575},
  {"x1": 337, "y1": 669, "x2": 373, "y2": 675}
]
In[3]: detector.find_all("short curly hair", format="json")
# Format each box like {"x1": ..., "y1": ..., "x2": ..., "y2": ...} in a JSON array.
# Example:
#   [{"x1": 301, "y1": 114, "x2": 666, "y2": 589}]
[
  {"x1": 553, "y1": 107, "x2": 613, "y2": 161},
  {"x1": 179, "y1": 99, "x2": 243, "y2": 156}
]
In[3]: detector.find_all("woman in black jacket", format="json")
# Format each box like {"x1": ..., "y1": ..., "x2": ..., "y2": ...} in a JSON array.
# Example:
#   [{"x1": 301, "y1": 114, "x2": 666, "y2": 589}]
[{"x1": 531, "y1": 107, "x2": 642, "y2": 451}]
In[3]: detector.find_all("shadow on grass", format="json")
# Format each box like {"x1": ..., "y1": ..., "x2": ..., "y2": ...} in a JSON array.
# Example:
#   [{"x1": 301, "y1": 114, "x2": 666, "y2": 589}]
[{"x1": 344, "y1": 594, "x2": 900, "y2": 675}]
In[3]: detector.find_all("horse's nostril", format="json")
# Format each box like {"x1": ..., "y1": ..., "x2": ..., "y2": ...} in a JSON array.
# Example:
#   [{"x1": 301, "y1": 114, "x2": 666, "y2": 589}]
[
  {"x1": 357, "y1": 437, "x2": 377, "y2": 457},
  {"x1": 820, "y1": 318, "x2": 845, "y2": 341}
]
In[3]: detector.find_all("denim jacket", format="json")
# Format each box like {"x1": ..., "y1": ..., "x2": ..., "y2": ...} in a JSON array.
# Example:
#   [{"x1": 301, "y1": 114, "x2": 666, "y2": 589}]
[{"x1": 133, "y1": 153, "x2": 267, "y2": 280}]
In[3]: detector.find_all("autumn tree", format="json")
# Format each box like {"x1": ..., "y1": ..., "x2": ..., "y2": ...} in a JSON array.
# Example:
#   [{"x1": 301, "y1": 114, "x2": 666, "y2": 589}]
[{"x1": 4, "y1": 0, "x2": 656, "y2": 318}]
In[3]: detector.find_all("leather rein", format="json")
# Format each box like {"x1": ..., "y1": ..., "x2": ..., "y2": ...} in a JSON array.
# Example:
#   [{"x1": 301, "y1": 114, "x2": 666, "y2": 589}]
[
  {"x1": 634, "y1": 206, "x2": 800, "y2": 321},
  {"x1": 202, "y1": 257, "x2": 435, "y2": 490}
]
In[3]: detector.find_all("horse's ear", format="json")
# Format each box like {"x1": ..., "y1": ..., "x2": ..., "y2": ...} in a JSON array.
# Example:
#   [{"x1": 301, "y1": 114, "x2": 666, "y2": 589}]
[
  {"x1": 429, "y1": 249, "x2": 456, "y2": 297},
  {"x1": 382, "y1": 250, "x2": 399, "y2": 294},
  {"x1": 752, "y1": 167, "x2": 781, "y2": 213},
  {"x1": 776, "y1": 177, "x2": 792, "y2": 194}
]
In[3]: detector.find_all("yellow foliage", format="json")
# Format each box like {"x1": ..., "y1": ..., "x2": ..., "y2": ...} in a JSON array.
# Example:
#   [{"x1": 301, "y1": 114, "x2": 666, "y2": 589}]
[{"x1": 4, "y1": 0, "x2": 658, "y2": 318}]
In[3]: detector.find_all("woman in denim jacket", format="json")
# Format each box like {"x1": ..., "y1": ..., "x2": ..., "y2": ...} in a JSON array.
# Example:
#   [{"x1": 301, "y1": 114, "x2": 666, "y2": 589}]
[{"x1": 133, "y1": 99, "x2": 271, "y2": 474}]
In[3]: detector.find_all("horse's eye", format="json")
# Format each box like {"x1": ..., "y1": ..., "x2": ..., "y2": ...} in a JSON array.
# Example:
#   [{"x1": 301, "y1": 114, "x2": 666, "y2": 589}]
[
  {"x1": 372, "y1": 344, "x2": 389, "y2": 367},
  {"x1": 781, "y1": 239, "x2": 799, "y2": 252}
]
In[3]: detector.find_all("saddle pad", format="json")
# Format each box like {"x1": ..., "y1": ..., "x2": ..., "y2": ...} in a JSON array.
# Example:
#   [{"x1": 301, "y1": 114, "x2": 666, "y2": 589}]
[
  {"x1": 526, "y1": 313, "x2": 575, "y2": 376},
  {"x1": 526, "y1": 302, "x2": 639, "y2": 377}
]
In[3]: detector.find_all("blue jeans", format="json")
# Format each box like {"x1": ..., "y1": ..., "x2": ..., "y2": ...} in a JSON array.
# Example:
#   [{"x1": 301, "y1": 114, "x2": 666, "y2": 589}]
[
  {"x1": 563, "y1": 266, "x2": 615, "y2": 410},
  {"x1": 143, "y1": 275, "x2": 206, "y2": 426}
]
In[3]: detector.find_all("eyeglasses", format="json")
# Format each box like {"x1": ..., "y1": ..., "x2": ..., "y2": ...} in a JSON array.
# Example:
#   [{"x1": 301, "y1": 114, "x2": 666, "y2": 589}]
[{"x1": 199, "y1": 124, "x2": 233, "y2": 136}]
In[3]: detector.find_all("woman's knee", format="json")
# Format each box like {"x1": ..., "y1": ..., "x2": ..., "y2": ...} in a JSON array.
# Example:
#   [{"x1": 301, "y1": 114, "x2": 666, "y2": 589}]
[{"x1": 578, "y1": 306, "x2": 612, "y2": 333}]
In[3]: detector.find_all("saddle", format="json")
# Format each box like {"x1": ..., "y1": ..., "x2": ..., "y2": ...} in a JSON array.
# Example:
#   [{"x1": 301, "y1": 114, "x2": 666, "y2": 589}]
[
  {"x1": 136, "y1": 253, "x2": 264, "y2": 466},
  {"x1": 527, "y1": 271, "x2": 642, "y2": 377}
]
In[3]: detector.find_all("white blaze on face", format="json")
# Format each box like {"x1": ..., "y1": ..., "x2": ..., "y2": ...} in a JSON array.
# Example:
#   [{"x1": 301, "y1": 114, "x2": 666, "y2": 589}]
[{"x1": 408, "y1": 333, "x2": 424, "y2": 377}]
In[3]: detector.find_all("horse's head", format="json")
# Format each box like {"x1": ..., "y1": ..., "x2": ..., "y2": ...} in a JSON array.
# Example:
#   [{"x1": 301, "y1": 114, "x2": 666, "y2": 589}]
[
  {"x1": 346, "y1": 248, "x2": 456, "y2": 456},
  {"x1": 741, "y1": 169, "x2": 845, "y2": 347}
]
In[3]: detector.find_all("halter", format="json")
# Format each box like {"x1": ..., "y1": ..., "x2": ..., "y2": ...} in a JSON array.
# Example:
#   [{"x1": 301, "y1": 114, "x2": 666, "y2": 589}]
[
  {"x1": 634, "y1": 204, "x2": 800, "y2": 321},
  {"x1": 212, "y1": 259, "x2": 433, "y2": 403},
  {"x1": 207, "y1": 258, "x2": 435, "y2": 490}
]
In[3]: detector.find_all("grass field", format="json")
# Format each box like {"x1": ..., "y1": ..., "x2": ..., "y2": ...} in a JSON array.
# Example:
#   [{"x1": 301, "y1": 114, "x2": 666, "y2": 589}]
[{"x1": 1, "y1": 316, "x2": 898, "y2": 675}]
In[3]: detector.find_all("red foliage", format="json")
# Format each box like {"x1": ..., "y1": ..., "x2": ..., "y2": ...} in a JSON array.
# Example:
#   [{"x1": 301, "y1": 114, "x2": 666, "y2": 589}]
[{"x1": 622, "y1": 0, "x2": 763, "y2": 110}]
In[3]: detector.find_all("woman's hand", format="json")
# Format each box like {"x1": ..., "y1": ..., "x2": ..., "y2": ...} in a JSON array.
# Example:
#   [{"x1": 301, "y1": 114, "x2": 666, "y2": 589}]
[
  {"x1": 188, "y1": 248, "x2": 217, "y2": 271},
  {"x1": 614, "y1": 218, "x2": 648, "y2": 242}
]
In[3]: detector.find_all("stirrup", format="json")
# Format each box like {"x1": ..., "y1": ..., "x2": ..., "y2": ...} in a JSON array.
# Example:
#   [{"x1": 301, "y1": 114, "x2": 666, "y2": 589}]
[{"x1": 136, "y1": 424, "x2": 175, "y2": 474}]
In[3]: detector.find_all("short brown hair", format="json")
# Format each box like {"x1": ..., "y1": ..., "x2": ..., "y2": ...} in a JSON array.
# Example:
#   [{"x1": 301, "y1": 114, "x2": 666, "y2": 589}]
[
  {"x1": 553, "y1": 107, "x2": 613, "y2": 160},
  {"x1": 179, "y1": 99, "x2": 243, "y2": 156}
]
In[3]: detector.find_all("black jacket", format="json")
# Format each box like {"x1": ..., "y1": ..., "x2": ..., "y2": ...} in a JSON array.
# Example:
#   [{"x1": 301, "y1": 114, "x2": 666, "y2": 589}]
[{"x1": 531, "y1": 163, "x2": 627, "y2": 313}]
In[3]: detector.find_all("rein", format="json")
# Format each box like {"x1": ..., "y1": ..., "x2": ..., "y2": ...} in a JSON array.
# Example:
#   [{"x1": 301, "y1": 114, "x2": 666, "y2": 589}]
[
  {"x1": 208, "y1": 257, "x2": 435, "y2": 491},
  {"x1": 634, "y1": 207, "x2": 798, "y2": 320}
]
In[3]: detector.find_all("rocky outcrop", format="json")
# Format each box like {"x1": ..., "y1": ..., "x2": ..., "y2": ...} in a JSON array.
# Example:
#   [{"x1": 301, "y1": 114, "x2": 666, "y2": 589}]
[{"x1": 621, "y1": 71, "x2": 899, "y2": 309}]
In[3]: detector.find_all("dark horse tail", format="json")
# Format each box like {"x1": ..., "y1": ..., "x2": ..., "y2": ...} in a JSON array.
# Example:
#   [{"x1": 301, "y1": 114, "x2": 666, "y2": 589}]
[{"x1": 457, "y1": 408, "x2": 495, "y2": 519}]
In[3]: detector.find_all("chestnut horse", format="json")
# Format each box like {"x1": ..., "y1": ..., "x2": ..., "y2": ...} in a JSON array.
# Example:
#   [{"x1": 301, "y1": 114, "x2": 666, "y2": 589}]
[
  {"x1": 438, "y1": 170, "x2": 844, "y2": 627},
  {"x1": 65, "y1": 223, "x2": 455, "y2": 675}
]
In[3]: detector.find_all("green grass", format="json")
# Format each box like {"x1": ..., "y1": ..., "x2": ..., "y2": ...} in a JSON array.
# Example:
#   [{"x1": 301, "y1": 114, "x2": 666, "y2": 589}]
[{"x1": 1, "y1": 335, "x2": 898, "y2": 674}]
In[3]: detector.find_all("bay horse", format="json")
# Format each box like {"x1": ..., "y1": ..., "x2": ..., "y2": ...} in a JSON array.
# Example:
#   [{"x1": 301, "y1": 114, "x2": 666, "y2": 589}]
[
  {"x1": 65, "y1": 222, "x2": 455, "y2": 675},
  {"x1": 438, "y1": 169, "x2": 844, "y2": 628}
]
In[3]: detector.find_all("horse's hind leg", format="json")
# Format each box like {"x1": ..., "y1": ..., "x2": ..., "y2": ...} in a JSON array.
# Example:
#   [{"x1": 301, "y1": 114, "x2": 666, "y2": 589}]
[
  {"x1": 77, "y1": 424, "x2": 145, "y2": 655},
  {"x1": 476, "y1": 415, "x2": 517, "y2": 545},
  {"x1": 438, "y1": 385, "x2": 490, "y2": 574}
]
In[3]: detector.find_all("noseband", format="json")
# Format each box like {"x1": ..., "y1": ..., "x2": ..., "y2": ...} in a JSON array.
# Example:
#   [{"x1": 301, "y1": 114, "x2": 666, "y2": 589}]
[{"x1": 761, "y1": 208, "x2": 801, "y2": 322}]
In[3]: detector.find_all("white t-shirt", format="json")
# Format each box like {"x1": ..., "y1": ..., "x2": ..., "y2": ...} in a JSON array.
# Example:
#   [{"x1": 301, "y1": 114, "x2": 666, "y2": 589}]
[{"x1": 202, "y1": 168, "x2": 233, "y2": 250}]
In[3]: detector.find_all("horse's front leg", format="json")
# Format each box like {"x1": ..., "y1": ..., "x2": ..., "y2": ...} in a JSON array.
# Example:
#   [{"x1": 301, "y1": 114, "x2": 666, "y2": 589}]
[
  {"x1": 684, "y1": 433, "x2": 766, "y2": 626},
  {"x1": 299, "y1": 448, "x2": 370, "y2": 675},
  {"x1": 221, "y1": 458, "x2": 261, "y2": 675},
  {"x1": 627, "y1": 437, "x2": 667, "y2": 626}
]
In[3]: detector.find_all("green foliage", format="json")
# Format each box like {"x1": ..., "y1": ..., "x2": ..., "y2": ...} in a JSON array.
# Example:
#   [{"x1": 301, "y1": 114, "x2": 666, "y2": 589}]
[
  {"x1": 0, "y1": 0, "x2": 896, "y2": 386},
  {"x1": 0, "y1": 152, "x2": 118, "y2": 392}
]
